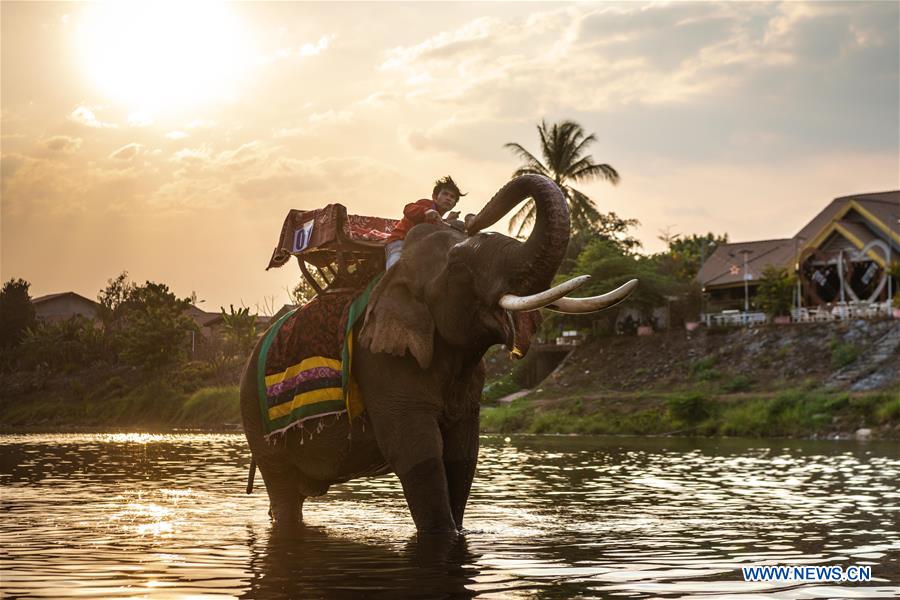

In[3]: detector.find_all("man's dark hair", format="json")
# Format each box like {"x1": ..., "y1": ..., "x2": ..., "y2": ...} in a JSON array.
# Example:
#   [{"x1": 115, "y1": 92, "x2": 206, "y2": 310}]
[{"x1": 432, "y1": 175, "x2": 466, "y2": 199}]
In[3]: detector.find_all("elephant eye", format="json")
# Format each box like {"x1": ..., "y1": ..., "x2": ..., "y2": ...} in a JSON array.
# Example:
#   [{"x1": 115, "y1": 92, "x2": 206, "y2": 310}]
[{"x1": 447, "y1": 259, "x2": 471, "y2": 277}]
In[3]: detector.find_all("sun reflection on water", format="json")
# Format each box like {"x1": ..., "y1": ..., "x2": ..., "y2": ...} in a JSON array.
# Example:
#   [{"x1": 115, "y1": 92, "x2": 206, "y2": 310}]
[{"x1": 1, "y1": 433, "x2": 899, "y2": 598}]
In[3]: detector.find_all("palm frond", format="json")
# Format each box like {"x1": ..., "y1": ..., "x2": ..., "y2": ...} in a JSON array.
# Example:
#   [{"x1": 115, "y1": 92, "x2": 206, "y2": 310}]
[
  {"x1": 570, "y1": 132, "x2": 598, "y2": 158},
  {"x1": 504, "y1": 119, "x2": 619, "y2": 235},
  {"x1": 569, "y1": 162, "x2": 620, "y2": 184},
  {"x1": 569, "y1": 187, "x2": 601, "y2": 226},
  {"x1": 512, "y1": 166, "x2": 550, "y2": 179},
  {"x1": 508, "y1": 199, "x2": 537, "y2": 238}
]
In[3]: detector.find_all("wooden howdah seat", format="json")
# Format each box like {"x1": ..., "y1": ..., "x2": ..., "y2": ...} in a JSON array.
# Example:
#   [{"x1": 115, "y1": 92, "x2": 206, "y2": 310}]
[{"x1": 267, "y1": 204, "x2": 398, "y2": 296}]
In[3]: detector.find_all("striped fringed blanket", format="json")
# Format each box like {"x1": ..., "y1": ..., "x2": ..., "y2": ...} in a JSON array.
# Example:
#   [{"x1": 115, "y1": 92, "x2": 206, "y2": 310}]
[{"x1": 256, "y1": 277, "x2": 379, "y2": 440}]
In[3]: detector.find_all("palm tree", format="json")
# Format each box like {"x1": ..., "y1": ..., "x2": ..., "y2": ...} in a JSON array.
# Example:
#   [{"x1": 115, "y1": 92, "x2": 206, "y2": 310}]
[{"x1": 504, "y1": 119, "x2": 619, "y2": 237}]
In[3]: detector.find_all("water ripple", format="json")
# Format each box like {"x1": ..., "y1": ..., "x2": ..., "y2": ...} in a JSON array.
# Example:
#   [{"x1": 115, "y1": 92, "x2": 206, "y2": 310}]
[{"x1": 1, "y1": 433, "x2": 898, "y2": 598}]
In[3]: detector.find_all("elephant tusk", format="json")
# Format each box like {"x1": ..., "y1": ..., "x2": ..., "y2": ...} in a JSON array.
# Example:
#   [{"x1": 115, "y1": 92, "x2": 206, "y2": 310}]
[
  {"x1": 545, "y1": 278, "x2": 639, "y2": 314},
  {"x1": 499, "y1": 275, "x2": 590, "y2": 312}
]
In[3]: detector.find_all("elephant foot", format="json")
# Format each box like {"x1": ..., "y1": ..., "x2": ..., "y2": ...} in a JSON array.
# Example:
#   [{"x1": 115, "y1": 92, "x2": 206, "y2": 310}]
[
  {"x1": 268, "y1": 495, "x2": 305, "y2": 527},
  {"x1": 397, "y1": 458, "x2": 458, "y2": 534}
]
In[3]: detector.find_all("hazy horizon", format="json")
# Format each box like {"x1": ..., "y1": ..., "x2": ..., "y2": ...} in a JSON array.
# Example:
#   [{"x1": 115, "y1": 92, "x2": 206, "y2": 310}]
[{"x1": 2, "y1": 1, "x2": 898, "y2": 313}]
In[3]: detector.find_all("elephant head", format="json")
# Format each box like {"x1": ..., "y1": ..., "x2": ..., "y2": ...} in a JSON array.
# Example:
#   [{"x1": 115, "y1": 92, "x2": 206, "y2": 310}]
[{"x1": 360, "y1": 174, "x2": 637, "y2": 367}]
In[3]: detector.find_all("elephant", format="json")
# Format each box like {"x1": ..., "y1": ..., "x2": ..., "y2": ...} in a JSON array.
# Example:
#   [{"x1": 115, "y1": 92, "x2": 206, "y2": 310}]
[{"x1": 240, "y1": 174, "x2": 637, "y2": 534}]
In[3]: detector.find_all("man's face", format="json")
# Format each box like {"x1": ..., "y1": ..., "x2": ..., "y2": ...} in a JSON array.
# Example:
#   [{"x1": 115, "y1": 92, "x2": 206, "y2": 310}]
[{"x1": 433, "y1": 188, "x2": 459, "y2": 213}]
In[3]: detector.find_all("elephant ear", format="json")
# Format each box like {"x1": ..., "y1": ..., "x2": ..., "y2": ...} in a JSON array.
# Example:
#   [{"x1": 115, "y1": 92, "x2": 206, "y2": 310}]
[{"x1": 359, "y1": 266, "x2": 434, "y2": 369}]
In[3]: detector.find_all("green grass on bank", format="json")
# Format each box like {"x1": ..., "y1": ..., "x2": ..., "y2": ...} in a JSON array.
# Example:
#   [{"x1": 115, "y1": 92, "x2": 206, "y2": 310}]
[
  {"x1": 481, "y1": 388, "x2": 900, "y2": 438},
  {"x1": 176, "y1": 386, "x2": 241, "y2": 425},
  {"x1": 0, "y1": 381, "x2": 240, "y2": 430}
]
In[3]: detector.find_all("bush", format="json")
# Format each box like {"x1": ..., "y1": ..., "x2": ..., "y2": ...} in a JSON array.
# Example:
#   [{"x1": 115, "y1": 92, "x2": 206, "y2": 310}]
[
  {"x1": 0, "y1": 278, "x2": 36, "y2": 348},
  {"x1": 480, "y1": 402, "x2": 531, "y2": 432},
  {"x1": 876, "y1": 395, "x2": 900, "y2": 423},
  {"x1": 172, "y1": 360, "x2": 218, "y2": 392},
  {"x1": 667, "y1": 392, "x2": 712, "y2": 423},
  {"x1": 482, "y1": 373, "x2": 523, "y2": 403},
  {"x1": 830, "y1": 340, "x2": 860, "y2": 369},
  {"x1": 723, "y1": 374, "x2": 753, "y2": 392},
  {"x1": 177, "y1": 385, "x2": 241, "y2": 425},
  {"x1": 18, "y1": 317, "x2": 104, "y2": 372},
  {"x1": 689, "y1": 356, "x2": 721, "y2": 381},
  {"x1": 755, "y1": 266, "x2": 795, "y2": 317},
  {"x1": 100, "y1": 275, "x2": 197, "y2": 370}
]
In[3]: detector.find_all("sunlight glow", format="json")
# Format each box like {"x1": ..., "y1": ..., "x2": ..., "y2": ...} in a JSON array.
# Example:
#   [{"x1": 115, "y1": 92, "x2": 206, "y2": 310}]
[
  {"x1": 76, "y1": 1, "x2": 252, "y2": 114},
  {"x1": 103, "y1": 433, "x2": 169, "y2": 444}
]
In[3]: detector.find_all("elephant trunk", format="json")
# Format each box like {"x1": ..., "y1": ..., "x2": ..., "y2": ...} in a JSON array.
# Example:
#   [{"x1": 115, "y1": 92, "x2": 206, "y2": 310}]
[{"x1": 466, "y1": 174, "x2": 570, "y2": 295}]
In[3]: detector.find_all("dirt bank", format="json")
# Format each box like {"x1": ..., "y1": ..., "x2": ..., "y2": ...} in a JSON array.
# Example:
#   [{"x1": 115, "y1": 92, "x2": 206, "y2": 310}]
[{"x1": 482, "y1": 319, "x2": 900, "y2": 438}]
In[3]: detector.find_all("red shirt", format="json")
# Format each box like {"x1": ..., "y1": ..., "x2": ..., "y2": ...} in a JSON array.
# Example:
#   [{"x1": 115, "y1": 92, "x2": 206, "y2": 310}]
[{"x1": 385, "y1": 199, "x2": 437, "y2": 243}]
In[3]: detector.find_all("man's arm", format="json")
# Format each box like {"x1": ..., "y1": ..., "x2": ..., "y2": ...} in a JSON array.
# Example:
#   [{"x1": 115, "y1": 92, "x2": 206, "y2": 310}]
[{"x1": 403, "y1": 199, "x2": 436, "y2": 223}]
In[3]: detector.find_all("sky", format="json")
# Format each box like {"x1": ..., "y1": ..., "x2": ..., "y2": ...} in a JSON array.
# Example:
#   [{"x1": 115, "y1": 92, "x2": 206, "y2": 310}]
[{"x1": 2, "y1": 1, "x2": 898, "y2": 313}]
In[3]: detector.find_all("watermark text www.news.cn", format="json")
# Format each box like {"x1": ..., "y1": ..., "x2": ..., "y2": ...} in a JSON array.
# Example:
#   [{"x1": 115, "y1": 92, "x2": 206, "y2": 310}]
[{"x1": 742, "y1": 565, "x2": 872, "y2": 583}]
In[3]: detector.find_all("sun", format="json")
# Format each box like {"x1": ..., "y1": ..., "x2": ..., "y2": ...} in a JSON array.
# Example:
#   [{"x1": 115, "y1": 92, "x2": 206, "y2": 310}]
[{"x1": 76, "y1": 1, "x2": 252, "y2": 114}]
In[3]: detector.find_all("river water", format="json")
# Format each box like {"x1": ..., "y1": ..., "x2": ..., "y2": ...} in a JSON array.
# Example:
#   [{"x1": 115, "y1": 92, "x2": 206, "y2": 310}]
[{"x1": 1, "y1": 433, "x2": 898, "y2": 598}]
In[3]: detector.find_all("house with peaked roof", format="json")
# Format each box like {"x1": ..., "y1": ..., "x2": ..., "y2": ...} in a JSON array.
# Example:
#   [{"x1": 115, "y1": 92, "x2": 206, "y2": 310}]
[
  {"x1": 184, "y1": 304, "x2": 224, "y2": 337},
  {"x1": 32, "y1": 292, "x2": 102, "y2": 322},
  {"x1": 698, "y1": 191, "x2": 899, "y2": 313}
]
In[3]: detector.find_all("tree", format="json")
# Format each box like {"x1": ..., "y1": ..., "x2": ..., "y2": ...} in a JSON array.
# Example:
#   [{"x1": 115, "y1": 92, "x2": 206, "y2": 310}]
[
  {"x1": 18, "y1": 316, "x2": 103, "y2": 372},
  {"x1": 755, "y1": 266, "x2": 795, "y2": 317},
  {"x1": 549, "y1": 238, "x2": 686, "y2": 336},
  {"x1": 0, "y1": 278, "x2": 36, "y2": 348},
  {"x1": 290, "y1": 273, "x2": 326, "y2": 306},
  {"x1": 105, "y1": 279, "x2": 197, "y2": 369},
  {"x1": 220, "y1": 304, "x2": 258, "y2": 358},
  {"x1": 658, "y1": 232, "x2": 729, "y2": 281},
  {"x1": 504, "y1": 119, "x2": 620, "y2": 237}
]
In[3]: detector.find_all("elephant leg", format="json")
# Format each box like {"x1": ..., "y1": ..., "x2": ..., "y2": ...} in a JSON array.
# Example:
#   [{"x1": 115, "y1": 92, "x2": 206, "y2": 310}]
[
  {"x1": 255, "y1": 458, "x2": 305, "y2": 525},
  {"x1": 398, "y1": 454, "x2": 457, "y2": 534},
  {"x1": 368, "y1": 405, "x2": 457, "y2": 533},
  {"x1": 442, "y1": 415, "x2": 479, "y2": 530}
]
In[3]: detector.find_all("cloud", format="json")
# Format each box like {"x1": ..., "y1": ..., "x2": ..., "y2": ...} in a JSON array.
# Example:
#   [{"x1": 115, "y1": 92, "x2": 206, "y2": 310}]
[
  {"x1": 186, "y1": 119, "x2": 216, "y2": 129},
  {"x1": 272, "y1": 126, "x2": 307, "y2": 139},
  {"x1": 127, "y1": 112, "x2": 154, "y2": 127},
  {"x1": 109, "y1": 143, "x2": 144, "y2": 161},
  {"x1": 382, "y1": 17, "x2": 498, "y2": 69},
  {"x1": 358, "y1": 91, "x2": 401, "y2": 107},
  {"x1": 0, "y1": 154, "x2": 27, "y2": 189},
  {"x1": 379, "y1": 2, "x2": 897, "y2": 163},
  {"x1": 299, "y1": 34, "x2": 335, "y2": 57},
  {"x1": 217, "y1": 142, "x2": 266, "y2": 170},
  {"x1": 165, "y1": 131, "x2": 189, "y2": 140},
  {"x1": 43, "y1": 135, "x2": 82, "y2": 154},
  {"x1": 258, "y1": 34, "x2": 336, "y2": 64},
  {"x1": 405, "y1": 117, "x2": 540, "y2": 162},
  {"x1": 172, "y1": 146, "x2": 212, "y2": 164},
  {"x1": 379, "y1": 2, "x2": 895, "y2": 114},
  {"x1": 233, "y1": 155, "x2": 398, "y2": 203},
  {"x1": 69, "y1": 105, "x2": 117, "y2": 128},
  {"x1": 0, "y1": 154, "x2": 87, "y2": 215},
  {"x1": 308, "y1": 109, "x2": 354, "y2": 125}
]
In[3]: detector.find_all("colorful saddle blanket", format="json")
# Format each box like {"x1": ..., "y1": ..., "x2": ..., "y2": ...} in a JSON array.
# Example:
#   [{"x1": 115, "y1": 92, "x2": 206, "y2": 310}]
[{"x1": 256, "y1": 277, "x2": 379, "y2": 439}]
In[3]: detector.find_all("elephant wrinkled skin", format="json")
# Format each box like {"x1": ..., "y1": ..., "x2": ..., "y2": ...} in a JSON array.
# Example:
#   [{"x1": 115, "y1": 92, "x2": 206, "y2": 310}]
[{"x1": 240, "y1": 174, "x2": 636, "y2": 533}]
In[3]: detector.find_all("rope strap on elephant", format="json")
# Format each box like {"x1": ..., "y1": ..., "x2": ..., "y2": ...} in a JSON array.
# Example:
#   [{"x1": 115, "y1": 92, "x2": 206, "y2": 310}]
[{"x1": 256, "y1": 275, "x2": 381, "y2": 440}]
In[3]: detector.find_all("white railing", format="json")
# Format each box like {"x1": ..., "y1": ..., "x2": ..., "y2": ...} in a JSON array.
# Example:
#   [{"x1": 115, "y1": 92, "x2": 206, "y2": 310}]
[
  {"x1": 702, "y1": 301, "x2": 894, "y2": 327},
  {"x1": 702, "y1": 310, "x2": 767, "y2": 327},
  {"x1": 790, "y1": 301, "x2": 893, "y2": 323}
]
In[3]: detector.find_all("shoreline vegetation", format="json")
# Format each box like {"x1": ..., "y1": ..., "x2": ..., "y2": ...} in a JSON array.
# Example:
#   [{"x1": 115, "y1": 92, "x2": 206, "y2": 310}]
[
  {"x1": 480, "y1": 388, "x2": 900, "y2": 440},
  {"x1": 2, "y1": 371, "x2": 897, "y2": 440}
]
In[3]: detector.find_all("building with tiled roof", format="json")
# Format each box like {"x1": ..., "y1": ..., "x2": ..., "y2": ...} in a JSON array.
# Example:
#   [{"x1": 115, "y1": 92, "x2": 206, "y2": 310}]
[
  {"x1": 698, "y1": 191, "x2": 899, "y2": 312},
  {"x1": 32, "y1": 292, "x2": 102, "y2": 322}
]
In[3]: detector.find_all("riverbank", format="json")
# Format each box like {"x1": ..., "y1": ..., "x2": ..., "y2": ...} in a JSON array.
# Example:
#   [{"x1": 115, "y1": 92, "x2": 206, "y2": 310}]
[
  {"x1": 2, "y1": 320, "x2": 897, "y2": 438},
  {"x1": 481, "y1": 319, "x2": 900, "y2": 439},
  {"x1": 0, "y1": 363, "x2": 241, "y2": 432},
  {"x1": 6, "y1": 381, "x2": 897, "y2": 439},
  {"x1": 481, "y1": 388, "x2": 900, "y2": 439}
]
